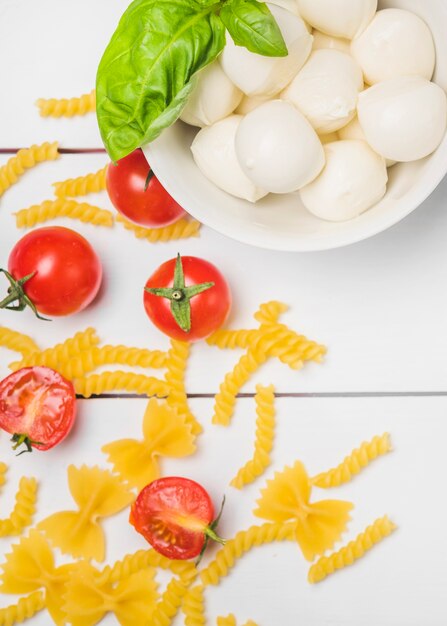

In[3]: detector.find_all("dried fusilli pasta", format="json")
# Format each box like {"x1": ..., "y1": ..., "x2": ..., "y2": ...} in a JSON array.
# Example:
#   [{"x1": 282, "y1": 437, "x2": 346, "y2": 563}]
[
  {"x1": 36, "y1": 90, "x2": 96, "y2": 117},
  {"x1": 53, "y1": 165, "x2": 107, "y2": 198},
  {"x1": 183, "y1": 585, "x2": 206, "y2": 626},
  {"x1": 117, "y1": 214, "x2": 201, "y2": 242},
  {"x1": 9, "y1": 328, "x2": 99, "y2": 372},
  {"x1": 254, "y1": 325, "x2": 326, "y2": 371},
  {"x1": 206, "y1": 329, "x2": 257, "y2": 350},
  {"x1": 311, "y1": 434, "x2": 392, "y2": 489},
  {"x1": 15, "y1": 198, "x2": 114, "y2": 228},
  {"x1": 231, "y1": 385, "x2": 276, "y2": 489},
  {"x1": 0, "y1": 590, "x2": 45, "y2": 626},
  {"x1": 57, "y1": 344, "x2": 168, "y2": 379},
  {"x1": 0, "y1": 327, "x2": 39, "y2": 357},
  {"x1": 0, "y1": 463, "x2": 7, "y2": 493},
  {"x1": 212, "y1": 348, "x2": 267, "y2": 426},
  {"x1": 217, "y1": 616, "x2": 237, "y2": 626},
  {"x1": 165, "y1": 340, "x2": 202, "y2": 435},
  {"x1": 74, "y1": 371, "x2": 169, "y2": 398},
  {"x1": 200, "y1": 523, "x2": 297, "y2": 587},
  {"x1": 152, "y1": 577, "x2": 189, "y2": 626},
  {"x1": 254, "y1": 301, "x2": 288, "y2": 326},
  {"x1": 0, "y1": 477, "x2": 38, "y2": 537},
  {"x1": 308, "y1": 516, "x2": 397, "y2": 584},
  {"x1": 0, "y1": 142, "x2": 59, "y2": 198}
]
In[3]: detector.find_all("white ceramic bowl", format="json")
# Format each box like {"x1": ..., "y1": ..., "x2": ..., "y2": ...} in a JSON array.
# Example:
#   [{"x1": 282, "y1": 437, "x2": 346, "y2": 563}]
[{"x1": 144, "y1": 0, "x2": 447, "y2": 252}]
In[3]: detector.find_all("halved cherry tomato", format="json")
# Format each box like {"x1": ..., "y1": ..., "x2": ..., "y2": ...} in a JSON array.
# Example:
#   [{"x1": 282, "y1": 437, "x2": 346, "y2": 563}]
[
  {"x1": 129, "y1": 477, "x2": 224, "y2": 560},
  {"x1": 3, "y1": 226, "x2": 102, "y2": 318},
  {"x1": 0, "y1": 367, "x2": 77, "y2": 454},
  {"x1": 143, "y1": 254, "x2": 231, "y2": 342},
  {"x1": 106, "y1": 148, "x2": 186, "y2": 227}
]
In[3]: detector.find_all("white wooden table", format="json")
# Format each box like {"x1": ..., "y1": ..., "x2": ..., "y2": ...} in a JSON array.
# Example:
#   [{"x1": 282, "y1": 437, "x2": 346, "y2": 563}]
[{"x1": 0, "y1": 2, "x2": 446, "y2": 625}]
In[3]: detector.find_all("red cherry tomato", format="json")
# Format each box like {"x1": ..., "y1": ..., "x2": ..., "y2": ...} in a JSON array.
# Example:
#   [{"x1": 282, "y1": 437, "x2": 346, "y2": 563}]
[
  {"x1": 6, "y1": 226, "x2": 102, "y2": 317},
  {"x1": 143, "y1": 255, "x2": 231, "y2": 342},
  {"x1": 130, "y1": 477, "x2": 222, "y2": 560},
  {"x1": 0, "y1": 366, "x2": 77, "y2": 453},
  {"x1": 106, "y1": 148, "x2": 186, "y2": 227}
]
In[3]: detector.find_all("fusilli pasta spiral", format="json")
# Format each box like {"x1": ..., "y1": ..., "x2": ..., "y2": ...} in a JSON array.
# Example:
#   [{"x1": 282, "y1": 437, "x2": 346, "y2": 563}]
[
  {"x1": 254, "y1": 325, "x2": 326, "y2": 370},
  {"x1": 74, "y1": 371, "x2": 169, "y2": 398},
  {"x1": 200, "y1": 523, "x2": 296, "y2": 587},
  {"x1": 15, "y1": 199, "x2": 114, "y2": 228},
  {"x1": 308, "y1": 516, "x2": 397, "y2": 584},
  {"x1": 212, "y1": 348, "x2": 267, "y2": 426},
  {"x1": 0, "y1": 463, "x2": 7, "y2": 492},
  {"x1": 217, "y1": 616, "x2": 236, "y2": 626},
  {"x1": 165, "y1": 340, "x2": 202, "y2": 435},
  {"x1": 254, "y1": 301, "x2": 288, "y2": 326},
  {"x1": 9, "y1": 328, "x2": 99, "y2": 372},
  {"x1": 152, "y1": 577, "x2": 189, "y2": 626},
  {"x1": 36, "y1": 90, "x2": 96, "y2": 117},
  {"x1": 117, "y1": 214, "x2": 201, "y2": 242},
  {"x1": 53, "y1": 165, "x2": 107, "y2": 198},
  {"x1": 230, "y1": 385, "x2": 275, "y2": 489},
  {"x1": 0, "y1": 477, "x2": 38, "y2": 537},
  {"x1": 206, "y1": 329, "x2": 257, "y2": 350},
  {"x1": 311, "y1": 433, "x2": 392, "y2": 489},
  {"x1": 183, "y1": 585, "x2": 206, "y2": 626},
  {"x1": 0, "y1": 142, "x2": 59, "y2": 198},
  {"x1": 0, "y1": 591, "x2": 45, "y2": 626},
  {"x1": 52, "y1": 345, "x2": 168, "y2": 379},
  {"x1": 0, "y1": 327, "x2": 39, "y2": 357}
]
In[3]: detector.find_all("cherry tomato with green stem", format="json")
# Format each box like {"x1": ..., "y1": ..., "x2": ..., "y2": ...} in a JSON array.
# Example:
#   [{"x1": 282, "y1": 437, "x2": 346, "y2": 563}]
[
  {"x1": 144, "y1": 254, "x2": 231, "y2": 342},
  {"x1": 0, "y1": 366, "x2": 77, "y2": 454},
  {"x1": 106, "y1": 148, "x2": 186, "y2": 227},
  {"x1": 129, "y1": 476, "x2": 225, "y2": 561}
]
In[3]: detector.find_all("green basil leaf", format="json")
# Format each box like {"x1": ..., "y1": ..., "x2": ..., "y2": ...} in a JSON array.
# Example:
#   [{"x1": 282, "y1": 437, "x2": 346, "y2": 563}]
[
  {"x1": 220, "y1": 0, "x2": 288, "y2": 57},
  {"x1": 96, "y1": 0, "x2": 225, "y2": 161}
]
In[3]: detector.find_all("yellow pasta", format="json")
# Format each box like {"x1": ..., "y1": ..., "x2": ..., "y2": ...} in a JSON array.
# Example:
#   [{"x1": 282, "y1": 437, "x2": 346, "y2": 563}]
[
  {"x1": 57, "y1": 344, "x2": 168, "y2": 379},
  {"x1": 0, "y1": 591, "x2": 45, "y2": 626},
  {"x1": 206, "y1": 329, "x2": 257, "y2": 350},
  {"x1": 230, "y1": 385, "x2": 275, "y2": 489},
  {"x1": 253, "y1": 300, "x2": 288, "y2": 326},
  {"x1": 255, "y1": 324, "x2": 326, "y2": 370},
  {"x1": 0, "y1": 142, "x2": 59, "y2": 198},
  {"x1": 200, "y1": 522, "x2": 297, "y2": 587},
  {"x1": 0, "y1": 463, "x2": 7, "y2": 493},
  {"x1": 212, "y1": 348, "x2": 267, "y2": 426},
  {"x1": 9, "y1": 328, "x2": 99, "y2": 372},
  {"x1": 0, "y1": 327, "x2": 39, "y2": 357},
  {"x1": 217, "y1": 616, "x2": 237, "y2": 626},
  {"x1": 117, "y1": 214, "x2": 201, "y2": 242},
  {"x1": 308, "y1": 516, "x2": 397, "y2": 584},
  {"x1": 0, "y1": 477, "x2": 38, "y2": 537},
  {"x1": 53, "y1": 165, "x2": 107, "y2": 198},
  {"x1": 311, "y1": 433, "x2": 392, "y2": 489},
  {"x1": 165, "y1": 340, "x2": 202, "y2": 435},
  {"x1": 97, "y1": 549, "x2": 196, "y2": 587},
  {"x1": 15, "y1": 198, "x2": 114, "y2": 228},
  {"x1": 254, "y1": 462, "x2": 353, "y2": 562},
  {"x1": 0, "y1": 530, "x2": 83, "y2": 624},
  {"x1": 102, "y1": 398, "x2": 196, "y2": 489},
  {"x1": 63, "y1": 562, "x2": 158, "y2": 626},
  {"x1": 74, "y1": 371, "x2": 169, "y2": 398},
  {"x1": 183, "y1": 585, "x2": 206, "y2": 626},
  {"x1": 151, "y1": 577, "x2": 189, "y2": 626},
  {"x1": 38, "y1": 465, "x2": 133, "y2": 561},
  {"x1": 36, "y1": 89, "x2": 96, "y2": 117}
]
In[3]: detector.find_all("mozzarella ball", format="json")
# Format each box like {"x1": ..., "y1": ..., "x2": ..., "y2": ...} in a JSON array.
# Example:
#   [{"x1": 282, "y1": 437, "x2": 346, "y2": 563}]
[
  {"x1": 191, "y1": 115, "x2": 268, "y2": 203},
  {"x1": 180, "y1": 61, "x2": 243, "y2": 128},
  {"x1": 235, "y1": 100, "x2": 325, "y2": 193},
  {"x1": 259, "y1": 0, "x2": 300, "y2": 16},
  {"x1": 358, "y1": 76, "x2": 447, "y2": 162},
  {"x1": 297, "y1": 0, "x2": 377, "y2": 39},
  {"x1": 338, "y1": 117, "x2": 396, "y2": 167},
  {"x1": 281, "y1": 50, "x2": 363, "y2": 133},
  {"x1": 236, "y1": 94, "x2": 271, "y2": 115},
  {"x1": 319, "y1": 132, "x2": 339, "y2": 144},
  {"x1": 300, "y1": 140, "x2": 388, "y2": 221},
  {"x1": 220, "y1": 4, "x2": 313, "y2": 97},
  {"x1": 351, "y1": 9, "x2": 435, "y2": 85},
  {"x1": 312, "y1": 30, "x2": 350, "y2": 53}
]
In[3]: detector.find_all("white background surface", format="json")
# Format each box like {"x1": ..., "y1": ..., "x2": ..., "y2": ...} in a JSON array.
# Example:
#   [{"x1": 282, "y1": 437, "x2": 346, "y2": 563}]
[{"x1": 0, "y1": 1, "x2": 446, "y2": 625}]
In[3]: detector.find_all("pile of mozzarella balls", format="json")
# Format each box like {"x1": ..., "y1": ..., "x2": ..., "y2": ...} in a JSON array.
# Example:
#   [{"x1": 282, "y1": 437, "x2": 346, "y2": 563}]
[{"x1": 182, "y1": 0, "x2": 447, "y2": 222}]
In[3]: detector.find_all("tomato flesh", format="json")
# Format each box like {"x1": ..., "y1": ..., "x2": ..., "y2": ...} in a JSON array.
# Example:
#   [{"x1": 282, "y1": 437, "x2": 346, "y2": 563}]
[
  {"x1": 0, "y1": 367, "x2": 77, "y2": 451},
  {"x1": 129, "y1": 477, "x2": 214, "y2": 560},
  {"x1": 8, "y1": 226, "x2": 102, "y2": 317},
  {"x1": 143, "y1": 256, "x2": 232, "y2": 342},
  {"x1": 106, "y1": 149, "x2": 186, "y2": 228}
]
